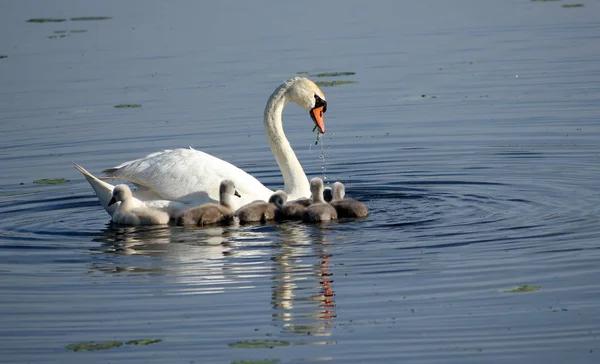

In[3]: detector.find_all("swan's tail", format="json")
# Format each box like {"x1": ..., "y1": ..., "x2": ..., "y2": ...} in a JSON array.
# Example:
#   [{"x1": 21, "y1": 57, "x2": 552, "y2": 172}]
[{"x1": 73, "y1": 163, "x2": 117, "y2": 217}]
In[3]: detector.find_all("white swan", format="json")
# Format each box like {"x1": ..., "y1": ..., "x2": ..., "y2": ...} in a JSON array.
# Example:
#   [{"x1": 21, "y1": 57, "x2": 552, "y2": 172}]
[
  {"x1": 90, "y1": 77, "x2": 327, "y2": 214},
  {"x1": 109, "y1": 184, "x2": 170, "y2": 226}
]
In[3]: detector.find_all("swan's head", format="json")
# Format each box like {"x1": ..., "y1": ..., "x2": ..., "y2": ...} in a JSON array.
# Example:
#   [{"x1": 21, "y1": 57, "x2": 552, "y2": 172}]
[
  {"x1": 219, "y1": 179, "x2": 241, "y2": 198},
  {"x1": 108, "y1": 184, "x2": 132, "y2": 206},
  {"x1": 269, "y1": 190, "x2": 288, "y2": 207},
  {"x1": 286, "y1": 77, "x2": 327, "y2": 133},
  {"x1": 309, "y1": 177, "x2": 325, "y2": 202},
  {"x1": 332, "y1": 182, "x2": 345, "y2": 201}
]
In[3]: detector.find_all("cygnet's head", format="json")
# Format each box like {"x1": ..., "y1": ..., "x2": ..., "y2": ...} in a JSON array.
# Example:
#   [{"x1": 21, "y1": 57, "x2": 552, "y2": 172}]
[
  {"x1": 284, "y1": 77, "x2": 327, "y2": 133},
  {"x1": 108, "y1": 184, "x2": 133, "y2": 206},
  {"x1": 269, "y1": 190, "x2": 288, "y2": 208},
  {"x1": 309, "y1": 178, "x2": 325, "y2": 203},
  {"x1": 220, "y1": 179, "x2": 241, "y2": 198},
  {"x1": 332, "y1": 182, "x2": 346, "y2": 201}
]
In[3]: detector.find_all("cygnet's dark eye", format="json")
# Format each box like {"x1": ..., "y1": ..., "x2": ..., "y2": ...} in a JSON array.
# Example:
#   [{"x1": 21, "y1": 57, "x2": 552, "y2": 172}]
[{"x1": 314, "y1": 94, "x2": 327, "y2": 113}]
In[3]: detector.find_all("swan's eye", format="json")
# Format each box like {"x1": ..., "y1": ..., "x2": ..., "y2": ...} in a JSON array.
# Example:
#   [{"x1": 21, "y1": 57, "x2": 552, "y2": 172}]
[{"x1": 314, "y1": 95, "x2": 327, "y2": 113}]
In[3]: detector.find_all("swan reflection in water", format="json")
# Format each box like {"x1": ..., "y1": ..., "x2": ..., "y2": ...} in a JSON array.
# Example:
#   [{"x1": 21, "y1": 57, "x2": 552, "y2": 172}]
[
  {"x1": 91, "y1": 222, "x2": 336, "y2": 337},
  {"x1": 271, "y1": 224, "x2": 336, "y2": 337}
]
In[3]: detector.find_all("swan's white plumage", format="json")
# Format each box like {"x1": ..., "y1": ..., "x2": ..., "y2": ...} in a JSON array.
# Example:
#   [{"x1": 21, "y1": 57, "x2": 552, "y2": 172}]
[{"x1": 97, "y1": 77, "x2": 326, "y2": 213}]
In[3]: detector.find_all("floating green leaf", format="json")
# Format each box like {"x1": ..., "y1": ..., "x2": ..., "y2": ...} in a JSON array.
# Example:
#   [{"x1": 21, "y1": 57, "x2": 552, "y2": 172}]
[
  {"x1": 231, "y1": 360, "x2": 280, "y2": 364},
  {"x1": 562, "y1": 3, "x2": 583, "y2": 7},
  {"x1": 33, "y1": 178, "x2": 70, "y2": 185},
  {"x1": 65, "y1": 341, "x2": 123, "y2": 352},
  {"x1": 313, "y1": 72, "x2": 356, "y2": 77},
  {"x1": 504, "y1": 285, "x2": 540, "y2": 293},
  {"x1": 114, "y1": 104, "x2": 142, "y2": 108},
  {"x1": 70, "y1": 16, "x2": 112, "y2": 21},
  {"x1": 27, "y1": 18, "x2": 67, "y2": 23},
  {"x1": 314, "y1": 80, "x2": 357, "y2": 87},
  {"x1": 125, "y1": 338, "x2": 162, "y2": 345},
  {"x1": 228, "y1": 340, "x2": 291, "y2": 349}
]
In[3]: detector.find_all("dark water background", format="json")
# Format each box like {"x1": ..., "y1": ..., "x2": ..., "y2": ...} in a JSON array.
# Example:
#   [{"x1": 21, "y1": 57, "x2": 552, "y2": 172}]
[{"x1": 1, "y1": 0, "x2": 600, "y2": 363}]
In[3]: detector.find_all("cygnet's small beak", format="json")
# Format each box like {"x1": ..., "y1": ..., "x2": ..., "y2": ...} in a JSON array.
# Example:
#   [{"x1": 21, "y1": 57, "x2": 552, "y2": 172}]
[
  {"x1": 108, "y1": 197, "x2": 117, "y2": 206},
  {"x1": 310, "y1": 106, "x2": 325, "y2": 133},
  {"x1": 234, "y1": 190, "x2": 241, "y2": 198}
]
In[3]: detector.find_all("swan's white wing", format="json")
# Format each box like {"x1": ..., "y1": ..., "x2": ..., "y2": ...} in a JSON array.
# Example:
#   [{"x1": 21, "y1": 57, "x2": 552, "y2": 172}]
[{"x1": 103, "y1": 148, "x2": 274, "y2": 208}]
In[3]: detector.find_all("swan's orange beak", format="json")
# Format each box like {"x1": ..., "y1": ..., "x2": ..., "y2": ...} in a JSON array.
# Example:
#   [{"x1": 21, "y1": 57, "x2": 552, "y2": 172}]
[{"x1": 310, "y1": 106, "x2": 325, "y2": 133}]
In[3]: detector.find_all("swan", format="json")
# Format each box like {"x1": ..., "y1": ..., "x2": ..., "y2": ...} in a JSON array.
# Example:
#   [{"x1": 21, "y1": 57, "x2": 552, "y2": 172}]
[
  {"x1": 303, "y1": 178, "x2": 337, "y2": 223},
  {"x1": 109, "y1": 184, "x2": 170, "y2": 226},
  {"x1": 91, "y1": 77, "x2": 327, "y2": 214},
  {"x1": 329, "y1": 182, "x2": 369, "y2": 218},
  {"x1": 176, "y1": 180, "x2": 240, "y2": 226},
  {"x1": 235, "y1": 190, "x2": 287, "y2": 224}
]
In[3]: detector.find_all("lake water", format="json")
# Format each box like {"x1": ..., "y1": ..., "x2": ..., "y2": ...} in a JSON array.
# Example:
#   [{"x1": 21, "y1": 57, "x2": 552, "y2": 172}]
[{"x1": 1, "y1": 0, "x2": 600, "y2": 362}]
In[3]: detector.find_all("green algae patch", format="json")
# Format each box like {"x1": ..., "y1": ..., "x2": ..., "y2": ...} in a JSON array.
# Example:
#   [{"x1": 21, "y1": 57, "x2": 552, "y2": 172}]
[
  {"x1": 27, "y1": 18, "x2": 67, "y2": 23},
  {"x1": 231, "y1": 360, "x2": 280, "y2": 364},
  {"x1": 65, "y1": 341, "x2": 123, "y2": 352},
  {"x1": 563, "y1": 3, "x2": 584, "y2": 7},
  {"x1": 313, "y1": 72, "x2": 356, "y2": 77},
  {"x1": 48, "y1": 35, "x2": 68, "y2": 39},
  {"x1": 125, "y1": 338, "x2": 162, "y2": 345},
  {"x1": 71, "y1": 29, "x2": 88, "y2": 33},
  {"x1": 34, "y1": 178, "x2": 70, "y2": 185},
  {"x1": 70, "y1": 16, "x2": 112, "y2": 21},
  {"x1": 315, "y1": 80, "x2": 357, "y2": 87},
  {"x1": 504, "y1": 285, "x2": 540, "y2": 293},
  {"x1": 114, "y1": 104, "x2": 142, "y2": 108},
  {"x1": 531, "y1": 0, "x2": 560, "y2": 2},
  {"x1": 296, "y1": 71, "x2": 309, "y2": 75},
  {"x1": 229, "y1": 340, "x2": 291, "y2": 349}
]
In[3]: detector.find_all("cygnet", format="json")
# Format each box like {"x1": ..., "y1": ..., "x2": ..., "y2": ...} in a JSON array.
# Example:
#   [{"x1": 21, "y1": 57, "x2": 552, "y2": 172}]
[
  {"x1": 236, "y1": 190, "x2": 288, "y2": 224},
  {"x1": 303, "y1": 178, "x2": 338, "y2": 223},
  {"x1": 177, "y1": 180, "x2": 240, "y2": 226},
  {"x1": 109, "y1": 184, "x2": 170, "y2": 226},
  {"x1": 329, "y1": 182, "x2": 369, "y2": 218}
]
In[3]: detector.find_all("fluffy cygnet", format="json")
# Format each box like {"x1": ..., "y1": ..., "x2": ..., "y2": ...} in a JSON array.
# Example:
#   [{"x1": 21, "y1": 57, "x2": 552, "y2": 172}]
[
  {"x1": 329, "y1": 182, "x2": 369, "y2": 218},
  {"x1": 274, "y1": 193, "x2": 309, "y2": 221},
  {"x1": 177, "y1": 180, "x2": 240, "y2": 226},
  {"x1": 109, "y1": 184, "x2": 170, "y2": 226},
  {"x1": 303, "y1": 178, "x2": 338, "y2": 223},
  {"x1": 236, "y1": 190, "x2": 288, "y2": 224}
]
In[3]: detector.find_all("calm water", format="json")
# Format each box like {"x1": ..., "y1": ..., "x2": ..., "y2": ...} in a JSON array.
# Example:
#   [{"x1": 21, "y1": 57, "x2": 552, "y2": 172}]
[{"x1": 1, "y1": 0, "x2": 600, "y2": 363}]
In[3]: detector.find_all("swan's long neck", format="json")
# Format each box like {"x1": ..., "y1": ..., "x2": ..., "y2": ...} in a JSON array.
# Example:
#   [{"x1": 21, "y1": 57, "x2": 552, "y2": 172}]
[{"x1": 264, "y1": 85, "x2": 310, "y2": 199}]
